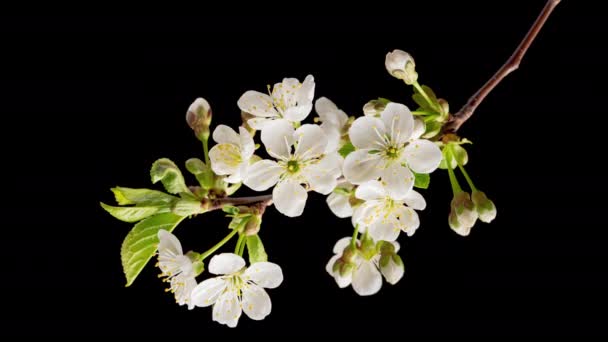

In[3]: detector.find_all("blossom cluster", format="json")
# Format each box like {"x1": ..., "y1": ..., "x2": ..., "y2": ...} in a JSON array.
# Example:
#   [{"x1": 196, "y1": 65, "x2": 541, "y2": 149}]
[{"x1": 104, "y1": 49, "x2": 497, "y2": 328}]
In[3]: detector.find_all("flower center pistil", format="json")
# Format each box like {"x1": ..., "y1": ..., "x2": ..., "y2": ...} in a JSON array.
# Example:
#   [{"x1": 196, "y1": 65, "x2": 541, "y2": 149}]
[{"x1": 286, "y1": 160, "x2": 300, "y2": 173}]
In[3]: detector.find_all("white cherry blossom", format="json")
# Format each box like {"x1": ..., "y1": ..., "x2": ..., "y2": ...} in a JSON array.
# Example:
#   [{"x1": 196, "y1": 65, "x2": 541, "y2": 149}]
[
  {"x1": 191, "y1": 253, "x2": 283, "y2": 328},
  {"x1": 237, "y1": 75, "x2": 315, "y2": 131},
  {"x1": 352, "y1": 180, "x2": 425, "y2": 241},
  {"x1": 157, "y1": 230, "x2": 197, "y2": 309},
  {"x1": 244, "y1": 121, "x2": 341, "y2": 217},
  {"x1": 343, "y1": 102, "x2": 442, "y2": 200},
  {"x1": 326, "y1": 237, "x2": 403, "y2": 296},
  {"x1": 314, "y1": 97, "x2": 350, "y2": 153},
  {"x1": 209, "y1": 125, "x2": 255, "y2": 183}
]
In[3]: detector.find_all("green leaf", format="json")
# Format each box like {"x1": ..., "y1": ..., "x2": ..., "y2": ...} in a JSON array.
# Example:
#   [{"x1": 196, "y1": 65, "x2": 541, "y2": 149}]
[
  {"x1": 412, "y1": 93, "x2": 434, "y2": 113},
  {"x1": 171, "y1": 199, "x2": 206, "y2": 216},
  {"x1": 111, "y1": 187, "x2": 177, "y2": 206},
  {"x1": 422, "y1": 120, "x2": 442, "y2": 139},
  {"x1": 222, "y1": 205, "x2": 240, "y2": 215},
  {"x1": 150, "y1": 158, "x2": 190, "y2": 195},
  {"x1": 121, "y1": 213, "x2": 185, "y2": 287},
  {"x1": 246, "y1": 234, "x2": 268, "y2": 264},
  {"x1": 413, "y1": 85, "x2": 441, "y2": 114},
  {"x1": 185, "y1": 158, "x2": 206, "y2": 175},
  {"x1": 100, "y1": 202, "x2": 167, "y2": 222},
  {"x1": 185, "y1": 158, "x2": 215, "y2": 190},
  {"x1": 338, "y1": 142, "x2": 355, "y2": 158},
  {"x1": 413, "y1": 172, "x2": 430, "y2": 189}
]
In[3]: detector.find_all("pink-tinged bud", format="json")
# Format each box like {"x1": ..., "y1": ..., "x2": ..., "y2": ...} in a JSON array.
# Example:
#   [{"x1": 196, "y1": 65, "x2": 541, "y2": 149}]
[{"x1": 186, "y1": 98, "x2": 212, "y2": 141}]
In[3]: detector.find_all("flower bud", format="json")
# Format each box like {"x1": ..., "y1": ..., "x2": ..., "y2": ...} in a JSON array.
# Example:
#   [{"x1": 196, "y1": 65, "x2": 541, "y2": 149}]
[
  {"x1": 379, "y1": 254, "x2": 404, "y2": 285},
  {"x1": 472, "y1": 190, "x2": 497, "y2": 223},
  {"x1": 244, "y1": 214, "x2": 262, "y2": 236},
  {"x1": 449, "y1": 192, "x2": 478, "y2": 236},
  {"x1": 186, "y1": 98, "x2": 212, "y2": 141},
  {"x1": 363, "y1": 100, "x2": 386, "y2": 117},
  {"x1": 385, "y1": 49, "x2": 418, "y2": 84}
]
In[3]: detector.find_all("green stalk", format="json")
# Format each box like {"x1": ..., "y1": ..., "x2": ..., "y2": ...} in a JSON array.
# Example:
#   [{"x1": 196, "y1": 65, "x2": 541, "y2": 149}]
[
  {"x1": 457, "y1": 163, "x2": 478, "y2": 192},
  {"x1": 445, "y1": 146, "x2": 462, "y2": 195},
  {"x1": 234, "y1": 233, "x2": 245, "y2": 255},
  {"x1": 199, "y1": 229, "x2": 238, "y2": 261}
]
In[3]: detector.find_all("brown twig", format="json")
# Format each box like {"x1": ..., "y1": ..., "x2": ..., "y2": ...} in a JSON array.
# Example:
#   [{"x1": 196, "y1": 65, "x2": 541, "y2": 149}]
[
  {"x1": 207, "y1": 194, "x2": 273, "y2": 211},
  {"x1": 444, "y1": 0, "x2": 561, "y2": 133}
]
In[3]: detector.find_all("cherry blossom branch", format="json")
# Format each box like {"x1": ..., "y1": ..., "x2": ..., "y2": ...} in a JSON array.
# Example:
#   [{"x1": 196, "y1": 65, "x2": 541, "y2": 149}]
[
  {"x1": 207, "y1": 194, "x2": 273, "y2": 211},
  {"x1": 443, "y1": 0, "x2": 561, "y2": 133}
]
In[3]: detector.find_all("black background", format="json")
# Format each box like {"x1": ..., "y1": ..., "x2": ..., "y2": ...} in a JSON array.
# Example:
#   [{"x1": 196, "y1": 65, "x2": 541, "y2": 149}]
[{"x1": 3, "y1": 1, "x2": 606, "y2": 337}]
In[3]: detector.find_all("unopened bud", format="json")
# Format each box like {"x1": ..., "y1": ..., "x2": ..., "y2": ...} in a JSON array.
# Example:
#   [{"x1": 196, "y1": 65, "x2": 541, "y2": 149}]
[
  {"x1": 385, "y1": 49, "x2": 418, "y2": 84},
  {"x1": 380, "y1": 254, "x2": 404, "y2": 285},
  {"x1": 377, "y1": 240, "x2": 395, "y2": 255},
  {"x1": 363, "y1": 100, "x2": 387, "y2": 117},
  {"x1": 472, "y1": 190, "x2": 497, "y2": 223},
  {"x1": 186, "y1": 98, "x2": 212, "y2": 141},
  {"x1": 244, "y1": 214, "x2": 262, "y2": 236},
  {"x1": 449, "y1": 192, "x2": 478, "y2": 236},
  {"x1": 341, "y1": 245, "x2": 358, "y2": 263}
]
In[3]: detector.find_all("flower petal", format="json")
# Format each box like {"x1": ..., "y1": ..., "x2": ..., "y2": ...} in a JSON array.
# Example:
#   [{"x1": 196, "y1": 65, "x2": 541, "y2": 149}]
[
  {"x1": 403, "y1": 139, "x2": 442, "y2": 174},
  {"x1": 315, "y1": 97, "x2": 348, "y2": 128},
  {"x1": 381, "y1": 163, "x2": 414, "y2": 200},
  {"x1": 297, "y1": 75, "x2": 315, "y2": 106},
  {"x1": 157, "y1": 229, "x2": 183, "y2": 256},
  {"x1": 380, "y1": 258, "x2": 404, "y2": 285},
  {"x1": 261, "y1": 119, "x2": 294, "y2": 159},
  {"x1": 301, "y1": 153, "x2": 342, "y2": 195},
  {"x1": 348, "y1": 116, "x2": 386, "y2": 149},
  {"x1": 394, "y1": 205, "x2": 420, "y2": 237},
  {"x1": 243, "y1": 262, "x2": 284, "y2": 289},
  {"x1": 381, "y1": 102, "x2": 414, "y2": 144},
  {"x1": 355, "y1": 180, "x2": 387, "y2": 201},
  {"x1": 238, "y1": 90, "x2": 279, "y2": 118},
  {"x1": 283, "y1": 103, "x2": 313, "y2": 123},
  {"x1": 403, "y1": 189, "x2": 426, "y2": 210},
  {"x1": 212, "y1": 125, "x2": 240, "y2": 145},
  {"x1": 352, "y1": 260, "x2": 382, "y2": 296},
  {"x1": 247, "y1": 117, "x2": 274, "y2": 130},
  {"x1": 242, "y1": 284, "x2": 272, "y2": 320},
  {"x1": 239, "y1": 126, "x2": 255, "y2": 159},
  {"x1": 244, "y1": 160, "x2": 283, "y2": 191},
  {"x1": 327, "y1": 192, "x2": 353, "y2": 218},
  {"x1": 209, "y1": 143, "x2": 241, "y2": 175},
  {"x1": 326, "y1": 254, "x2": 340, "y2": 275},
  {"x1": 212, "y1": 289, "x2": 242, "y2": 328},
  {"x1": 352, "y1": 200, "x2": 380, "y2": 230},
  {"x1": 273, "y1": 179, "x2": 307, "y2": 217},
  {"x1": 334, "y1": 271, "x2": 353, "y2": 288},
  {"x1": 368, "y1": 215, "x2": 401, "y2": 242},
  {"x1": 272, "y1": 78, "x2": 299, "y2": 108},
  {"x1": 191, "y1": 277, "x2": 227, "y2": 307},
  {"x1": 320, "y1": 122, "x2": 342, "y2": 154},
  {"x1": 209, "y1": 253, "x2": 246, "y2": 275},
  {"x1": 411, "y1": 118, "x2": 425, "y2": 140},
  {"x1": 333, "y1": 237, "x2": 353, "y2": 254},
  {"x1": 294, "y1": 124, "x2": 327, "y2": 160},
  {"x1": 171, "y1": 274, "x2": 197, "y2": 309},
  {"x1": 343, "y1": 149, "x2": 383, "y2": 184}
]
